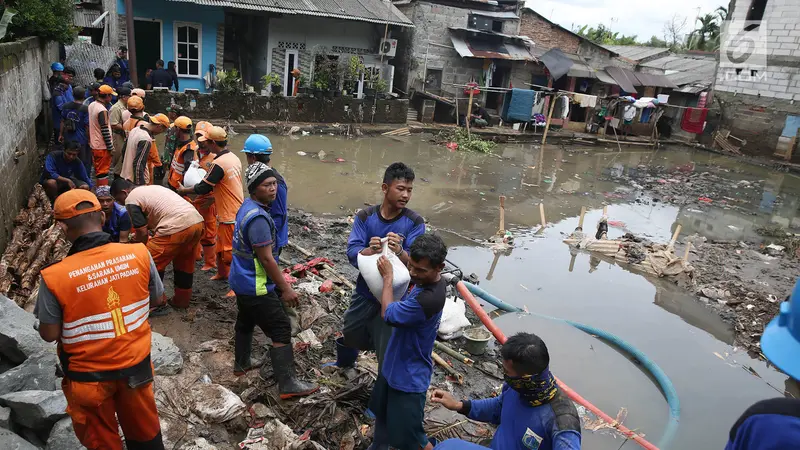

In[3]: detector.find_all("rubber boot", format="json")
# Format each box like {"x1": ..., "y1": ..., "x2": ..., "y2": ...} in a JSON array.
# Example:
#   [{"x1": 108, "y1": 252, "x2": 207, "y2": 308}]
[
  {"x1": 200, "y1": 245, "x2": 217, "y2": 271},
  {"x1": 170, "y1": 288, "x2": 192, "y2": 309},
  {"x1": 211, "y1": 256, "x2": 230, "y2": 280},
  {"x1": 270, "y1": 345, "x2": 319, "y2": 399},
  {"x1": 335, "y1": 337, "x2": 359, "y2": 368},
  {"x1": 233, "y1": 330, "x2": 264, "y2": 376}
]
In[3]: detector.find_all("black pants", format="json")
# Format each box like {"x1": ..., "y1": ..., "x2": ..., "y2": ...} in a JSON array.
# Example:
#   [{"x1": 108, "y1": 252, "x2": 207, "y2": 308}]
[{"x1": 235, "y1": 291, "x2": 292, "y2": 345}]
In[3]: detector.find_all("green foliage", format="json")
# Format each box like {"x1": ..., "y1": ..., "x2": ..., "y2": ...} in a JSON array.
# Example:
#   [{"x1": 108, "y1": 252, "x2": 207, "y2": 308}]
[
  {"x1": 646, "y1": 36, "x2": 669, "y2": 48},
  {"x1": 374, "y1": 77, "x2": 388, "y2": 94},
  {"x1": 576, "y1": 24, "x2": 637, "y2": 46},
  {"x1": 261, "y1": 72, "x2": 281, "y2": 89},
  {"x1": 436, "y1": 128, "x2": 496, "y2": 153},
  {"x1": 1, "y1": 0, "x2": 77, "y2": 44},
  {"x1": 216, "y1": 69, "x2": 243, "y2": 94},
  {"x1": 687, "y1": 13, "x2": 721, "y2": 51}
]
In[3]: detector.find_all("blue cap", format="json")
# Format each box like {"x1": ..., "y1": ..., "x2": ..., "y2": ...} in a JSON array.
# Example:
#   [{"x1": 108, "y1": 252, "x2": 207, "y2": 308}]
[
  {"x1": 243, "y1": 134, "x2": 273, "y2": 155},
  {"x1": 761, "y1": 279, "x2": 800, "y2": 379},
  {"x1": 51, "y1": 62, "x2": 64, "y2": 72}
]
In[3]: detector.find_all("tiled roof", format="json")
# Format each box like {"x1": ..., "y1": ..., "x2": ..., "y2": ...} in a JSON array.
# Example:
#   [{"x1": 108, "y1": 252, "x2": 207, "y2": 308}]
[{"x1": 167, "y1": 0, "x2": 414, "y2": 27}]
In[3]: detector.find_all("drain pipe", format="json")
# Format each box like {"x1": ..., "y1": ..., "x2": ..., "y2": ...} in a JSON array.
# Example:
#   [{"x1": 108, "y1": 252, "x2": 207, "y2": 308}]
[{"x1": 454, "y1": 280, "x2": 676, "y2": 450}]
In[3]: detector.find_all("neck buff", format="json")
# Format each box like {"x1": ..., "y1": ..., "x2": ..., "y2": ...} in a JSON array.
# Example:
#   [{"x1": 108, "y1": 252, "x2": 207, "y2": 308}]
[{"x1": 505, "y1": 367, "x2": 558, "y2": 407}]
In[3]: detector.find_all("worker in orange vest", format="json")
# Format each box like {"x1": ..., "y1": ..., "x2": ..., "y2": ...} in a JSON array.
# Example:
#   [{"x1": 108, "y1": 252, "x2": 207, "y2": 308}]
[
  {"x1": 34, "y1": 189, "x2": 166, "y2": 449},
  {"x1": 178, "y1": 126, "x2": 243, "y2": 286},
  {"x1": 167, "y1": 116, "x2": 197, "y2": 194},
  {"x1": 192, "y1": 121, "x2": 218, "y2": 271}
]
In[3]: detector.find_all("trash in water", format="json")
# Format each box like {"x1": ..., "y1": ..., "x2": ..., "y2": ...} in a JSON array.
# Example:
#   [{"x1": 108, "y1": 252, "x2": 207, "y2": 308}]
[
  {"x1": 728, "y1": 225, "x2": 742, "y2": 231},
  {"x1": 608, "y1": 220, "x2": 626, "y2": 228},
  {"x1": 698, "y1": 197, "x2": 713, "y2": 203},
  {"x1": 297, "y1": 151, "x2": 307, "y2": 156},
  {"x1": 335, "y1": 158, "x2": 346, "y2": 163},
  {"x1": 301, "y1": 131, "x2": 310, "y2": 136},
  {"x1": 446, "y1": 142, "x2": 458, "y2": 151}
]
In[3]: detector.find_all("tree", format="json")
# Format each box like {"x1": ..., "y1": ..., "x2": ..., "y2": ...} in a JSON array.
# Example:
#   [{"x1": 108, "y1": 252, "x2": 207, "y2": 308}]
[
  {"x1": 1, "y1": 0, "x2": 77, "y2": 44},
  {"x1": 688, "y1": 13, "x2": 721, "y2": 51},
  {"x1": 716, "y1": 6, "x2": 728, "y2": 22},
  {"x1": 576, "y1": 24, "x2": 638, "y2": 46},
  {"x1": 663, "y1": 14, "x2": 688, "y2": 51},
  {"x1": 647, "y1": 36, "x2": 669, "y2": 48}
]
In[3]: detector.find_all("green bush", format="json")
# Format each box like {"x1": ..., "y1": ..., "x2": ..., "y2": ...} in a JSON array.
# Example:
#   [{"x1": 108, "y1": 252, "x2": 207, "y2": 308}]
[{"x1": 1, "y1": 0, "x2": 78, "y2": 44}]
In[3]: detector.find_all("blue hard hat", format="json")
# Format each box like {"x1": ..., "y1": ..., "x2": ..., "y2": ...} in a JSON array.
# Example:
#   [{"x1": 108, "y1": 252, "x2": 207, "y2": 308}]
[
  {"x1": 761, "y1": 279, "x2": 800, "y2": 379},
  {"x1": 243, "y1": 134, "x2": 273, "y2": 155},
  {"x1": 51, "y1": 62, "x2": 64, "y2": 72}
]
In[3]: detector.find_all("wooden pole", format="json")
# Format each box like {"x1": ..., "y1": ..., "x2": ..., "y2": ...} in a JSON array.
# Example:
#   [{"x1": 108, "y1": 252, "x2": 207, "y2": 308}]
[
  {"x1": 432, "y1": 351, "x2": 464, "y2": 384},
  {"x1": 669, "y1": 224, "x2": 682, "y2": 249},
  {"x1": 498, "y1": 196, "x2": 506, "y2": 234},
  {"x1": 683, "y1": 241, "x2": 692, "y2": 262},
  {"x1": 433, "y1": 341, "x2": 474, "y2": 366},
  {"x1": 577, "y1": 206, "x2": 587, "y2": 230},
  {"x1": 539, "y1": 203, "x2": 547, "y2": 228},
  {"x1": 569, "y1": 254, "x2": 577, "y2": 272},
  {"x1": 466, "y1": 89, "x2": 474, "y2": 138},
  {"x1": 124, "y1": 0, "x2": 138, "y2": 87},
  {"x1": 603, "y1": 205, "x2": 608, "y2": 217},
  {"x1": 486, "y1": 251, "x2": 501, "y2": 280},
  {"x1": 541, "y1": 94, "x2": 557, "y2": 147}
]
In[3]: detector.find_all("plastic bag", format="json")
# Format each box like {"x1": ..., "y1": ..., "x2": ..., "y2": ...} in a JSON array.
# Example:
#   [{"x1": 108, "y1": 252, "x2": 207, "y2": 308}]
[
  {"x1": 357, "y1": 237, "x2": 410, "y2": 302},
  {"x1": 437, "y1": 296, "x2": 471, "y2": 340},
  {"x1": 190, "y1": 383, "x2": 246, "y2": 423},
  {"x1": 183, "y1": 160, "x2": 207, "y2": 188}
]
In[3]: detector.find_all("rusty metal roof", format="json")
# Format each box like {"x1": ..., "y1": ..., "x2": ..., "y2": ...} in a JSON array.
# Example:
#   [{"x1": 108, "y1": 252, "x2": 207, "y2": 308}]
[
  {"x1": 167, "y1": 0, "x2": 414, "y2": 27},
  {"x1": 449, "y1": 28, "x2": 535, "y2": 61}
]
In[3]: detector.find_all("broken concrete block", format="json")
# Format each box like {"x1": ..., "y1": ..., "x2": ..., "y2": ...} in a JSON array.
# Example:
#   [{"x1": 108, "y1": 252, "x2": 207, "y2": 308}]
[
  {"x1": 0, "y1": 351, "x2": 58, "y2": 396},
  {"x1": 0, "y1": 406, "x2": 10, "y2": 429},
  {"x1": 0, "y1": 428, "x2": 39, "y2": 450},
  {"x1": 46, "y1": 417, "x2": 86, "y2": 450},
  {"x1": 0, "y1": 390, "x2": 67, "y2": 430},
  {"x1": 0, "y1": 295, "x2": 53, "y2": 363},
  {"x1": 152, "y1": 332, "x2": 183, "y2": 376}
]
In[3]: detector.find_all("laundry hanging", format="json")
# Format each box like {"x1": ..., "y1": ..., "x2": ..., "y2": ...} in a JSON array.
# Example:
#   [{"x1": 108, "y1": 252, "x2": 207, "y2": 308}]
[
  {"x1": 501, "y1": 89, "x2": 536, "y2": 122},
  {"x1": 623, "y1": 104, "x2": 637, "y2": 123},
  {"x1": 532, "y1": 91, "x2": 545, "y2": 115},
  {"x1": 680, "y1": 107, "x2": 708, "y2": 133},
  {"x1": 641, "y1": 107, "x2": 654, "y2": 123}
]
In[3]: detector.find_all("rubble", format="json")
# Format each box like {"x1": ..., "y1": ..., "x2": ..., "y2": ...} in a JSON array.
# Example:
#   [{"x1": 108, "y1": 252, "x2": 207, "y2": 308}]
[
  {"x1": 0, "y1": 405, "x2": 10, "y2": 429},
  {"x1": 0, "y1": 295, "x2": 54, "y2": 364},
  {"x1": 0, "y1": 428, "x2": 38, "y2": 450},
  {"x1": 0, "y1": 390, "x2": 67, "y2": 431},
  {"x1": 45, "y1": 417, "x2": 85, "y2": 450},
  {"x1": 189, "y1": 383, "x2": 246, "y2": 423},
  {"x1": 152, "y1": 332, "x2": 184, "y2": 376},
  {"x1": 0, "y1": 351, "x2": 59, "y2": 396}
]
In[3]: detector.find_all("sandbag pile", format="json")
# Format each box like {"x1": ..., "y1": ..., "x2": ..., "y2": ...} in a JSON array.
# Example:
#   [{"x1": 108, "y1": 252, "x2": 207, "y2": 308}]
[{"x1": 0, "y1": 185, "x2": 70, "y2": 309}]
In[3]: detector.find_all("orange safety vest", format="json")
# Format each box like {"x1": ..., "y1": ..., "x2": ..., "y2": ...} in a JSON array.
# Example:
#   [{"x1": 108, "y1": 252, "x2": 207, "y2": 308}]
[
  {"x1": 41, "y1": 243, "x2": 153, "y2": 375},
  {"x1": 209, "y1": 151, "x2": 243, "y2": 224},
  {"x1": 168, "y1": 141, "x2": 198, "y2": 190}
]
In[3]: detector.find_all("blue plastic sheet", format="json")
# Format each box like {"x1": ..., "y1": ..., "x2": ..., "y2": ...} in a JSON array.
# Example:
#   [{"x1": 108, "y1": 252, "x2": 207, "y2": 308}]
[
  {"x1": 781, "y1": 115, "x2": 800, "y2": 137},
  {"x1": 501, "y1": 89, "x2": 535, "y2": 123}
]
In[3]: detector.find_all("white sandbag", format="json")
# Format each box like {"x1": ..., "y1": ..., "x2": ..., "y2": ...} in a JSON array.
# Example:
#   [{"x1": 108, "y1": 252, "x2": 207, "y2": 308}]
[
  {"x1": 190, "y1": 383, "x2": 245, "y2": 423},
  {"x1": 357, "y1": 238, "x2": 410, "y2": 302},
  {"x1": 183, "y1": 160, "x2": 207, "y2": 188},
  {"x1": 437, "y1": 296, "x2": 471, "y2": 340}
]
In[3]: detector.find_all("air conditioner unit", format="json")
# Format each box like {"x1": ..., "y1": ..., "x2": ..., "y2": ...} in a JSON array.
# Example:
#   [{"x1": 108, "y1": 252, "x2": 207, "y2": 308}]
[{"x1": 379, "y1": 39, "x2": 398, "y2": 58}]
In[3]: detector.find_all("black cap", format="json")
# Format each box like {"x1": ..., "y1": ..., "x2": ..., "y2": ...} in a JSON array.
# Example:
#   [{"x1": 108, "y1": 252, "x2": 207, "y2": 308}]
[
  {"x1": 63, "y1": 66, "x2": 76, "y2": 76},
  {"x1": 88, "y1": 82, "x2": 101, "y2": 91},
  {"x1": 117, "y1": 87, "x2": 132, "y2": 96},
  {"x1": 119, "y1": 45, "x2": 128, "y2": 51}
]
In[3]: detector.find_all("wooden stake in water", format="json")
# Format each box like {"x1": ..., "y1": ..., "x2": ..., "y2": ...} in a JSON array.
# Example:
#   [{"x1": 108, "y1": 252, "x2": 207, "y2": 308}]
[
  {"x1": 466, "y1": 89, "x2": 474, "y2": 138},
  {"x1": 498, "y1": 196, "x2": 506, "y2": 234},
  {"x1": 683, "y1": 241, "x2": 692, "y2": 262},
  {"x1": 539, "y1": 203, "x2": 547, "y2": 228},
  {"x1": 487, "y1": 251, "x2": 501, "y2": 281},
  {"x1": 577, "y1": 206, "x2": 587, "y2": 231},
  {"x1": 669, "y1": 224, "x2": 682, "y2": 250}
]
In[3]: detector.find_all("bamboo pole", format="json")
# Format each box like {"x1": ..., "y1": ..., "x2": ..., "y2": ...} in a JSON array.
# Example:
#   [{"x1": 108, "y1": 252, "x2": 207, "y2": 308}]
[
  {"x1": 669, "y1": 225, "x2": 682, "y2": 249},
  {"x1": 568, "y1": 254, "x2": 577, "y2": 272},
  {"x1": 498, "y1": 196, "x2": 506, "y2": 234},
  {"x1": 466, "y1": 89, "x2": 474, "y2": 138},
  {"x1": 603, "y1": 205, "x2": 608, "y2": 216},
  {"x1": 683, "y1": 241, "x2": 692, "y2": 262},
  {"x1": 539, "y1": 203, "x2": 547, "y2": 228},
  {"x1": 577, "y1": 206, "x2": 587, "y2": 231},
  {"x1": 541, "y1": 95, "x2": 557, "y2": 147},
  {"x1": 433, "y1": 341, "x2": 474, "y2": 366},
  {"x1": 486, "y1": 251, "x2": 501, "y2": 281},
  {"x1": 432, "y1": 351, "x2": 464, "y2": 384}
]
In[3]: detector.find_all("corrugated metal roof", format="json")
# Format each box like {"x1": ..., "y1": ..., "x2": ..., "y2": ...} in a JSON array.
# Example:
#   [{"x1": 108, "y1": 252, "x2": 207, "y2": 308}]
[
  {"x1": 640, "y1": 53, "x2": 716, "y2": 88},
  {"x1": 74, "y1": 8, "x2": 104, "y2": 28},
  {"x1": 605, "y1": 66, "x2": 639, "y2": 92},
  {"x1": 469, "y1": 10, "x2": 519, "y2": 19},
  {"x1": 596, "y1": 69, "x2": 617, "y2": 85},
  {"x1": 602, "y1": 45, "x2": 669, "y2": 62},
  {"x1": 634, "y1": 72, "x2": 678, "y2": 89},
  {"x1": 449, "y1": 31, "x2": 535, "y2": 61},
  {"x1": 166, "y1": 0, "x2": 414, "y2": 27},
  {"x1": 676, "y1": 83, "x2": 708, "y2": 94}
]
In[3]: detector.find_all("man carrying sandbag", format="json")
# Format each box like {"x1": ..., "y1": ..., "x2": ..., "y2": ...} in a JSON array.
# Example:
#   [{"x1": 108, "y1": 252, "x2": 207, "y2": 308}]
[{"x1": 339, "y1": 162, "x2": 425, "y2": 372}]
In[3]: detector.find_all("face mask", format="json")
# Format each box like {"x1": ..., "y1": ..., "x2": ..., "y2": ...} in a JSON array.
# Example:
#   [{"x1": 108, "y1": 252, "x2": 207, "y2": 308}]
[{"x1": 504, "y1": 367, "x2": 558, "y2": 407}]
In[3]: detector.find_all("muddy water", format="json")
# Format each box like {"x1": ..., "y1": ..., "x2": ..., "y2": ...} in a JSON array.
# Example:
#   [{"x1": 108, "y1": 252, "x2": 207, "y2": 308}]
[{"x1": 225, "y1": 134, "x2": 800, "y2": 449}]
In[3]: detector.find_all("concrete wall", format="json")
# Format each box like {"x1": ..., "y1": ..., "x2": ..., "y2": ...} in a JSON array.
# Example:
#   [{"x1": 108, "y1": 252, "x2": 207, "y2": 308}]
[
  {"x1": 0, "y1": 38, "x2": 59, "y2": 251},
  {"x1": 713, "y1": 0, "x2": 800, "y2": 157},
  {"x1": 117, "y1": 0, "x2": 224, "y2": 92},
  {"x1": 144, "y1": 90, "x2": 408, "y2": 123}
]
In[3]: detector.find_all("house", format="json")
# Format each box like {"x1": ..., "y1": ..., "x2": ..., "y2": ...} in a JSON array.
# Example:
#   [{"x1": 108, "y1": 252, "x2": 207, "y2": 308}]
[
  {"x1": 714, "y1": 0, "x2": 800, "y2": 159},
  {"x1": 117, "y1": 0, "x2": 413, "y2": 93}
]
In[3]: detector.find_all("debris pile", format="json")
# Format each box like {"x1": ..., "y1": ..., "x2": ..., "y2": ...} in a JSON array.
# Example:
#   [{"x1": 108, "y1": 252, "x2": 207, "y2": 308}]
[{"x1": 0, "y1": 185, "x2": 70, "y2": 310}]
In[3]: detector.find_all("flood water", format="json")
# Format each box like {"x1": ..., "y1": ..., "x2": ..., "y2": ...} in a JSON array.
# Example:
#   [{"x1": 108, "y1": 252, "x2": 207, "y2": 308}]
[{"x1": 225, "y1": 133, "x2": 800, "y2": 449}]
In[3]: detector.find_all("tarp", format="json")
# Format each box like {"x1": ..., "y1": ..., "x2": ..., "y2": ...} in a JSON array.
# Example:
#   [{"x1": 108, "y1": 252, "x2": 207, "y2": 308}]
[
  {"x1": 501, "y1": 88, "x2": 535, "y2": 122},
  {"x1": 781, "y1": 115, "x2": 800, "y2": 137},
  {"x1": 605, "y1": 66, "x2": 639, "y2": 93},
  {"x1": 540, "y1": 48, "x2": 573, "y2": 81}
]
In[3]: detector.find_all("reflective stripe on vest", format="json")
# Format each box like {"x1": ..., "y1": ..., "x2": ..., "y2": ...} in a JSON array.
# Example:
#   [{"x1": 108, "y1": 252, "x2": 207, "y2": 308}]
[{"x1": 41, "y1": 242, "x2": 153, "y2": 373}]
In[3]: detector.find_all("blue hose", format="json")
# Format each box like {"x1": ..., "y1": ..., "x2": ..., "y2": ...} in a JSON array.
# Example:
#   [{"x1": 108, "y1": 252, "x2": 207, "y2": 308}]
[{"x1": 463, "y1": 281, "x2": 680, "y2": 449}]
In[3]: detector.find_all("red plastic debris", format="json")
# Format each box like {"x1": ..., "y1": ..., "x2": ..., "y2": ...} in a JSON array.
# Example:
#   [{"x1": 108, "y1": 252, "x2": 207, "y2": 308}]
[
  {"x1": 335, "y1": 158, "x2": 346, "y2": 162},
  {"x1": 698, "y1": 197, "x2": 713, "y2": 203},
  {"x1": 607, "y1": 220, "x2": 626, "y2": 228},
  {"x1": 283, "y1": 273, "x2": 298, "y2": 284},
  {"x1": 446, "y1": 142, "x2": 458, "y2": 151},
  {"x1": 319, "y1": 279, "x2": 334, "y2": 293}
]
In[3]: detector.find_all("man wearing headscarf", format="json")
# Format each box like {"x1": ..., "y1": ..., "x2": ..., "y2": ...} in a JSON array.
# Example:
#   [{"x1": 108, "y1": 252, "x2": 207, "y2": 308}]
[{"x1": 96, "y1": 185, "x2": 131, "y2": 243}]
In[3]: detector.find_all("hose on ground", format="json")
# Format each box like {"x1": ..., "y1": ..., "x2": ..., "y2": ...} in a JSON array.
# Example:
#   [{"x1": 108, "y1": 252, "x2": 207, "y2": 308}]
[{"x1": 457, "y1": 280, "x2": 679, "y2": 450}]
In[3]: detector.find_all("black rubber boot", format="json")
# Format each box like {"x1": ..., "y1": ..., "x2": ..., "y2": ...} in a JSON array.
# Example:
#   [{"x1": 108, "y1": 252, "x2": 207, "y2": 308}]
[
  {"x1": 233, "y1": 330, "x2": 263, "y2": 376},
  {"x1": 270, "y1": 345, "x2": 319, "y2": 399}
]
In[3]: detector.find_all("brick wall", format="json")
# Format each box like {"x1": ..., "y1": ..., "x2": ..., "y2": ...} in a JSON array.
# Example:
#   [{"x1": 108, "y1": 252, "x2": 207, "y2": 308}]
[
  {"x1": 519, "y1": 9, "x2": 579, "y2": 54},
  {"x1": 715, "y1": 89, "x2": 800, "y2": 158},
  {"x1": 0, "y1": 38, "x2": 59, "y2": 252}
]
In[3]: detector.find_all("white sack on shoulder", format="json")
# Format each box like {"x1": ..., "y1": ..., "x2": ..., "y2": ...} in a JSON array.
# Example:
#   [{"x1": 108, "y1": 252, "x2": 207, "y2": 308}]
[
  {"x1": 183, "y1": 160, "x2": 207, "y2": 188},
  {"x1": 357, "y1": 238, "x2": 410, "y2": 301}
]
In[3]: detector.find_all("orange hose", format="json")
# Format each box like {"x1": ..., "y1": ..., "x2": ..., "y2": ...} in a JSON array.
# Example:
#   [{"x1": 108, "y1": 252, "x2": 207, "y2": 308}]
[{"x1": 456, "y1": 281, "x2": 659, "y2": 450}]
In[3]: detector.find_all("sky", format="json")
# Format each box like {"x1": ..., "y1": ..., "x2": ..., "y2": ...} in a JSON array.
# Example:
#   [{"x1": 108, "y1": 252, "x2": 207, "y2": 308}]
[{"x1": 524, "y1": 0, "x2": 725, "y2": 44}]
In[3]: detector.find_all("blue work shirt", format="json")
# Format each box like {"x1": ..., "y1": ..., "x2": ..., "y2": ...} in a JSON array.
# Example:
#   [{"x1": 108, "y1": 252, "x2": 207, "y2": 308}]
[
  {"x1": 269, "y1": 169, "x2": 289, "y2": 251},
  {"x1": 103, "y1": 203, "x2": 132, "y2": 242},
  {"x1": 435, "y1": 386, "x2": 581, "y2": 450},
  {"x1": 382, "y1": 278, "x2": 446, "y2": 393},
  {"x1": 725, "y1": 398, "x2": 800, "y2": 450},
  {"x1": 230, "y1": 198, "x2": 278, "y2": 296},
  {"x1": 346, "y1": 205, "x2": 425, "y2": 302},
  {"x1": 116, "y1": 57, "x2": 130, "y2": 83},
  {"x1": 103, "y1": 76, "x2": 126, "y2": 91},
  {"x1": 40, "y1": 151, "x2": 93, "y2": 188},
  {"x1": 52, "y1": 84, "x2": 74, "y2": 130},
  {"x1": 61, "y1": 101, "x2": 89, "y2": 147}
]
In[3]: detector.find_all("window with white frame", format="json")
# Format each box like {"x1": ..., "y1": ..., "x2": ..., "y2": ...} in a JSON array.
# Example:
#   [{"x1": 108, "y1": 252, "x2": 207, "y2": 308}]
[{"x1": 175, "y1": 22, "x2": 201, "y2": 77}]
